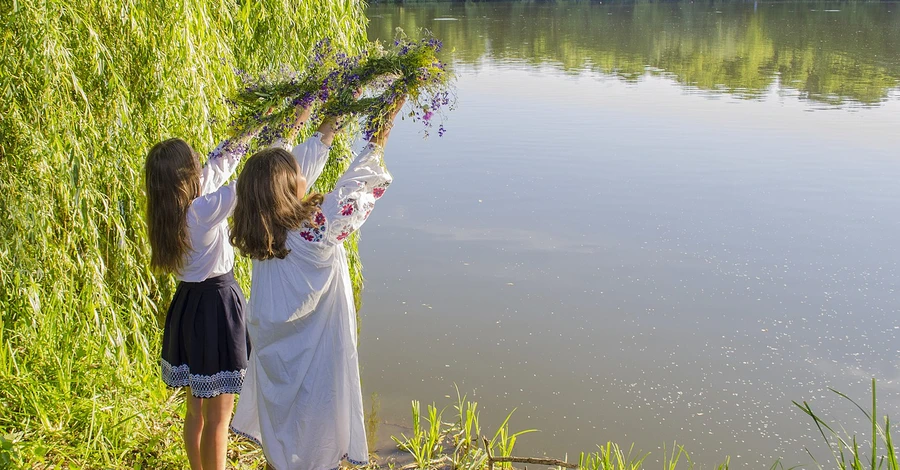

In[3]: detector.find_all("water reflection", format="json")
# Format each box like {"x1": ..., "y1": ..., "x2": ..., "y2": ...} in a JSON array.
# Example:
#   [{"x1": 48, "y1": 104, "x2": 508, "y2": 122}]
[
  {"x1": 368, "y1": 1, "x2": 900, "y2": 106},
  {"x1": 362, "y1": 2, "x2": 900, "y2": 467}
]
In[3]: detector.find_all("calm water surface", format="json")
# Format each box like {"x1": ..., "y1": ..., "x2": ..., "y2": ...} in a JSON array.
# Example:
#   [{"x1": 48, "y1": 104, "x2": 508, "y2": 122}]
[{"x1": 359, "y1": 2, "x2": 900, "y2": 467}]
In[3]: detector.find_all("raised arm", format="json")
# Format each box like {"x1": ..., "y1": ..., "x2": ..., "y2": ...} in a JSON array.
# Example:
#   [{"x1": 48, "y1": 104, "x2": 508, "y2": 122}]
[
  {"x1": 199, "y1": 125, "x2": 261, "y2": 196},
  {"x1": 291, "y1": 115, "x2": 342, "y2": 189},
  {"x1": 315, "y1": 115, "x2": 342, "y2": 147},
  {"x1": 313, "y1": 144, "x2": 391, "y2": 245},
  {"x1": 314, "y1": 96, "x2": 406, "y2": 246},
  {"x1": 315, "y1": 87, "x2": 362, "y2": 147},
  {"x1": 369, "y1": 95, "x2": 405, "y2": 149},
  {"x1": 271, "y1": 90, "x2": 359, "y2": 191},
  {"x1": 280, "y1": 101, "x2": 313, "y2": 145},
  {"x1": 270, "y1": 103, "x2": 333, "y2": 191}
]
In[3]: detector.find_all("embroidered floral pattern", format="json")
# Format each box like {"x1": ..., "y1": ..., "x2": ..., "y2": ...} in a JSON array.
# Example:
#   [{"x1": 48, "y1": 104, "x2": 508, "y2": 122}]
[
  {"x1": 229, "y1": 425, "x2": 262, "y2": 446},
  {"x1": 299, "y1": 225, "x2": 325, "y2": 242},
  {"x1": 299, "y1": 212, "x2": 327, "y2": 243},
  {"x1": 227, "y1": 428, "x2": 368, "y2": 469},
  {"x1": 327, "y1": 454, "x2": 369, "y2": 470},
  {"x1": 161, "y1": 359, "x2": 245, "y2": 398},
  {"x1": 303, "y1": 145, "x2": 391, "y2": 245}
]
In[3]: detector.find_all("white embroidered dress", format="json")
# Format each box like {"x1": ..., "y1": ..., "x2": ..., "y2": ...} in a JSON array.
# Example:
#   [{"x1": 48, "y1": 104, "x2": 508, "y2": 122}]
[{"x1": 231, "y1": 137, "x2": 391, "y2": 470}]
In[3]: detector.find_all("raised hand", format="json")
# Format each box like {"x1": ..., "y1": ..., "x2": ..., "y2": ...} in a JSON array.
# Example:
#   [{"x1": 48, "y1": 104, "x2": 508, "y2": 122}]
[
  {"x1": 317, "y1": 87, "x2": 365, "y2": 147},
  {"x1": 371, "y1": 95, "x2": 406, "y2": 148},
  {"x1": 282, "y1": 100, "x2": 314, "y2": 144}
]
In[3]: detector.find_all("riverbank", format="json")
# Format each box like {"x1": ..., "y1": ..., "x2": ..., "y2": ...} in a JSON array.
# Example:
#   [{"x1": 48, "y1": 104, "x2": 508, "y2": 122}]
[
  {"x1": 0, "y1": 376, "x2": 890, "y2": 469},
  {"x1": 363, "y1": 379, "x2": 893, "y2": 470},
  {"x1": 232, "y1": 379, "x2": 893, "y2": 470}
]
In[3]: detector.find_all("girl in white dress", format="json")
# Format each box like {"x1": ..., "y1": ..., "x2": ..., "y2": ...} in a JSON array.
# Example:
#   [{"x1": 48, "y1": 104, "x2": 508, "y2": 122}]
[{"x1": 229, "y1": 97, "x2": 406, "y2": 470}]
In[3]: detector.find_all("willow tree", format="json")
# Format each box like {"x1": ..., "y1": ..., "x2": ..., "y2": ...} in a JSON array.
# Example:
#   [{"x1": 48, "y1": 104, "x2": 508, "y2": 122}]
[{"x1": 0, "y1": 1, "x2": 366, "y2": 467}]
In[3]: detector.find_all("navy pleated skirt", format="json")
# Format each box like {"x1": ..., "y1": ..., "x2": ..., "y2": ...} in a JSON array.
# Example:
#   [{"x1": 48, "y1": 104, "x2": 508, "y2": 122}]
[{"x1": 160, "y1": 270, "x2": 249, "y2": 398}]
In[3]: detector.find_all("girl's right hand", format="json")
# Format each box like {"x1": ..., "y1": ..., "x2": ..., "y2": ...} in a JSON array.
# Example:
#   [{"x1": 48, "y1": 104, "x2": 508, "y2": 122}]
[
  {"x1": 317, "y1": 87, "x2": 366, "y2": 145},
  {"x1": 371, "y1": 95, "x2": 407, "y2": 147}
]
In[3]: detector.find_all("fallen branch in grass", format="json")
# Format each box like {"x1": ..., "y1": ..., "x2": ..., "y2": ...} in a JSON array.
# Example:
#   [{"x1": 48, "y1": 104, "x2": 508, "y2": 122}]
[{"x1": 482, "y1": 436, "x2": 578, "y2": 470}]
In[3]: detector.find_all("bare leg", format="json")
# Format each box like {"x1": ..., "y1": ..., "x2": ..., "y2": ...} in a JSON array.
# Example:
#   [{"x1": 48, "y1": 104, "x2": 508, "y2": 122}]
[
  {"x1": 184, "y1": 393, "x2": 205, "y2": 470},
  {"x1": 200, "y1": 393, "x2": 236, "y2": 470}
]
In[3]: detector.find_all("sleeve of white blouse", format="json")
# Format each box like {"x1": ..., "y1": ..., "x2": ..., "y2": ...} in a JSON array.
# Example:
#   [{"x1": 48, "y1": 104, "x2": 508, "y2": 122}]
[
  {"x1": 191, "y1": 183, "x2": 237, "y2": 226},
  {"x1": 270, "y1": 132, "x2": 330, "y2": 190},
  {"x1": 319, "y1": 143, "x2": 392, "y2": 246},
  {"x1": 199, "y1": 140, "x2": 249, "y2": 197}
]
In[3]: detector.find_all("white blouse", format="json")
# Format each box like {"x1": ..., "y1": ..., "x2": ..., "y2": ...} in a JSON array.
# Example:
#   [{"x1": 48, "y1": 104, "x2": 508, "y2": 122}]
[{"x1": 177, "y1": 134, "x2": 329, "y2": 282}]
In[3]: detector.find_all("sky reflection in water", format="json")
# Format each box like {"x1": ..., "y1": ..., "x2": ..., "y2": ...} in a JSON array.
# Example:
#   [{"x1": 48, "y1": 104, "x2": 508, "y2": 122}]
[{"x1": 359, "y1": 3, "x2": 900, "y2": 467}]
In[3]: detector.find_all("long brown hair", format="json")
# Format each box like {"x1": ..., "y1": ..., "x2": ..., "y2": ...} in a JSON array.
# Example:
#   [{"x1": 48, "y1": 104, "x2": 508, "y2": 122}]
[
  {"x1": 231, "y1": 147, "x2": 324, "y2": 260},
  {"x1": 144, "y1": 138, "x2": 201, "y2": 273}
]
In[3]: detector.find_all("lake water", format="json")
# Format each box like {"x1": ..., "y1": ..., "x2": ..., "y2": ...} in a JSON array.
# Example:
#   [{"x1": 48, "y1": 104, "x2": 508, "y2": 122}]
[{"x1": 358, "y1": 2, "x2": 900, "y2": 467}]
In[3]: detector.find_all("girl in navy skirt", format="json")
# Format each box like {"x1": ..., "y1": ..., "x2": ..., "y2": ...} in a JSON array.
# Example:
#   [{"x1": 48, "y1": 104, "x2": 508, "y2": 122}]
[{"x1": 145, "y1": 124, "x2": 262, "y2": 469}]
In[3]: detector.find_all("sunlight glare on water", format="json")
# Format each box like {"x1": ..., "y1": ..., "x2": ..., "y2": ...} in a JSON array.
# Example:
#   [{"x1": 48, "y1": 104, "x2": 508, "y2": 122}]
[{"x1": 360, "y1": 2, "x2": 900, "y2": 467}]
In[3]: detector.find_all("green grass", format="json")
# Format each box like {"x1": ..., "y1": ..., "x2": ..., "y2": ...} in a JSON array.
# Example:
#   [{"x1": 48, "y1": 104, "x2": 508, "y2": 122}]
[
  {"x1": 794, "y1": 379, "x2": 898, "y2": 470},
  {"x1": 0, "y1": 1, "x2": 365, "y2": 467}
]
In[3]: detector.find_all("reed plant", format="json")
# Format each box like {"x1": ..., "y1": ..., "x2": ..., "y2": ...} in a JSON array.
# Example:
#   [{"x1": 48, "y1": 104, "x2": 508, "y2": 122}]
[
  {"x1": 393, "y1": 401, "x2": 447, "y2": 470},
  {"x1": 794, "y1": 379, "x2": 898, "y2": 470},
  {"x1": 391, "y1": 383, "x2": 896, "y2": 470},
  {"x1": 578, "y1": 443, "x2": 647, "y2": 470}
]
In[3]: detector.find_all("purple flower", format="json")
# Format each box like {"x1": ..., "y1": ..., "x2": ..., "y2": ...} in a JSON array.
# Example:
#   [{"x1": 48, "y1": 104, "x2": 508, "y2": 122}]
[
  {"x1": 423, "y1": 111, "x2": 433, "y2": 121},
  {"x1": 425, "y1": 38, "x2": 443, "y2": 52}
]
